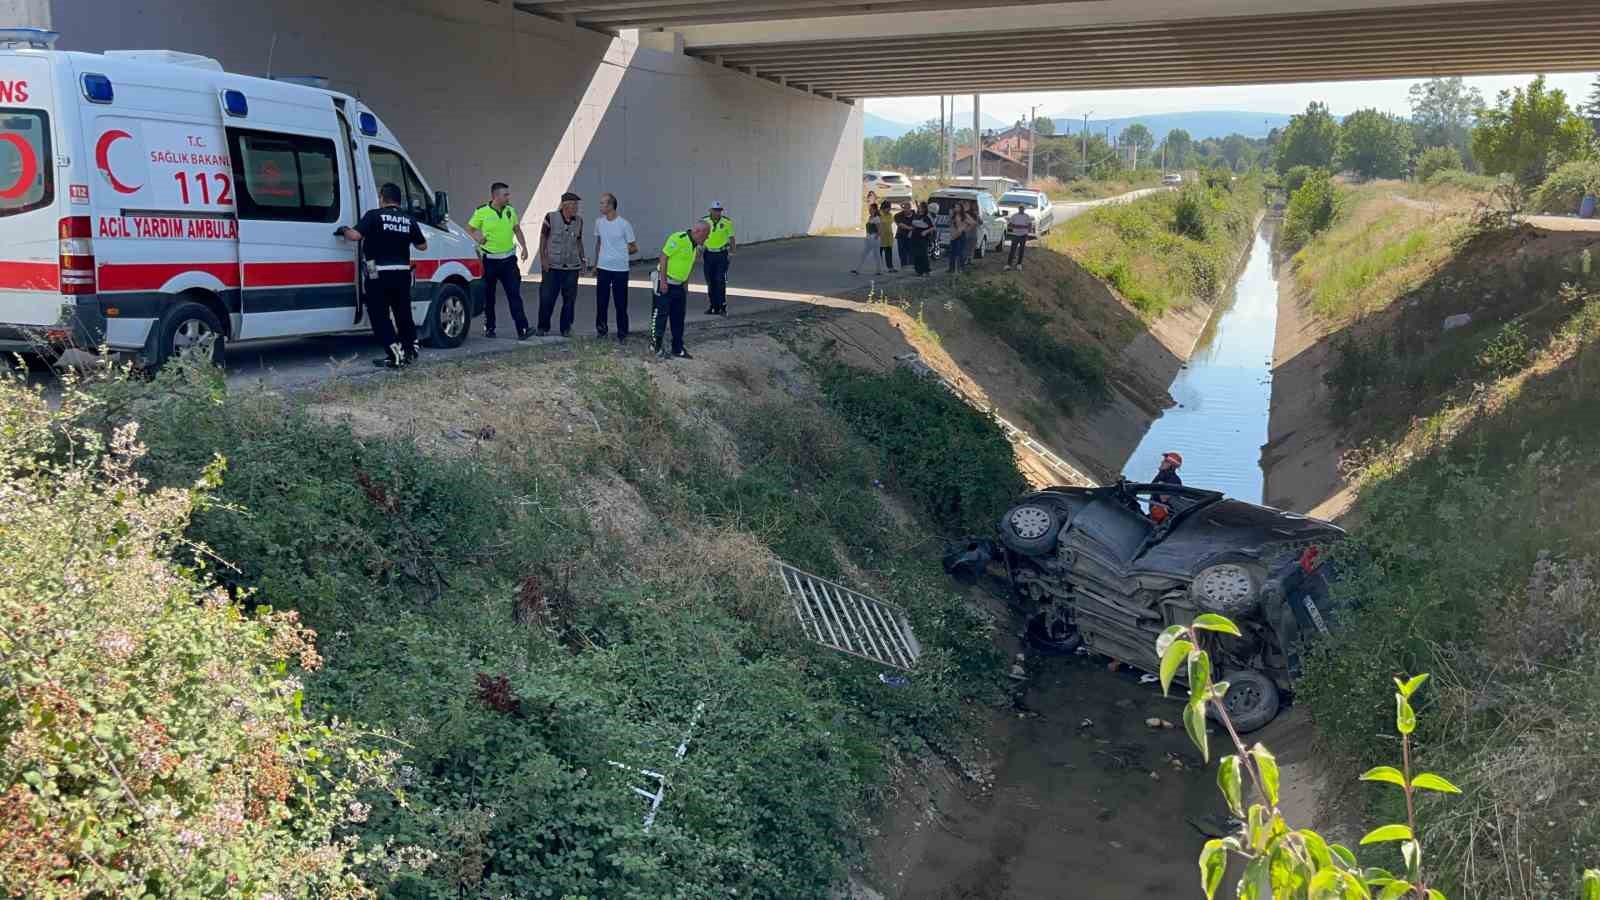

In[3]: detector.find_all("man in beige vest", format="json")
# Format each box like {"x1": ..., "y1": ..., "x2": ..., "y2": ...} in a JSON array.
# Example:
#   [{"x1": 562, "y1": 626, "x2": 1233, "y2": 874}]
[{"x1": 536, "y1": 191, "x2": 588, "y2": 336}]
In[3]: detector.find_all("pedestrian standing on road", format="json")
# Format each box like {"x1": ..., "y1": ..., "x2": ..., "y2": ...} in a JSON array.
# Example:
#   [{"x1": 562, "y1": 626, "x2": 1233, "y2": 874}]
[
  {"x1": 537, "y1": 191, "x2": 587, "y2": 336},
  {"x1": 909, "y1": 202, "x2": 934, "y2": 276},
  {"x1": 851, "y1": 202, "x2": 885, "y2": 276},
  {"x1": 946, "y1": 204, "x2": 968, "y2": 274},
  {"x1": 1004, "y1": 204, "x2": 1035, "y2": 272},
  {"x1": 893, "y1": 202, "x2": 914, "y2": 271},
  {"x1": 336, "y1": 182, "x2": 427, "y2": 369},
  {"x1": 654, "y1": 221, "x2": 708, "y2": 360},
  {"x1": 701, "y1": 201, "x2": 736, "y2": 315},
  {"x1": 877, "y1": 201, "x2": 897, "y2": 272},
  {"x1": 593, "y1": 192, "x2": 637, "y2": 341},
  {"x1": 465, "y1": 182, "x2": 531, "y2": 340}
]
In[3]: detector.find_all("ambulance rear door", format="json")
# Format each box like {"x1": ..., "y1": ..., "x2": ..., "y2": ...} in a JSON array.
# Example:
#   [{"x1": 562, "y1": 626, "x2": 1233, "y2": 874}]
[
  {"x1": 222, "y1": 89, "x2": 356, "y2": 340},
  {"x1": 0, "y1": 52, "x2": 66, "y2": 338}
]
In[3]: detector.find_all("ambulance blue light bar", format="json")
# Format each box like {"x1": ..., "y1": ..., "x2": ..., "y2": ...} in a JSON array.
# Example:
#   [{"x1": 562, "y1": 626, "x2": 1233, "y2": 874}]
[
  {"x1": 357, "y1": 112, "x2": 378, "y2": 136},
  {"x1": 222, "y1": 90, "x2": 248, "y2": 117},
  {"x1": 81, "y1": 73, "x2": 113, "y2": 104}
]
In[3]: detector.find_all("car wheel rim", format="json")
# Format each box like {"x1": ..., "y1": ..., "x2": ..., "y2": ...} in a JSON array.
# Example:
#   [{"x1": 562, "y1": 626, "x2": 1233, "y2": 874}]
[
  {"x1": 1196, "y1": 564, "x2": 1255, "y2": 608},
  {"x1": 1009, "y1": 506, "x2": 1052, "y2": 540},
  {"x1": 1226, "y1": 682, "x2": 1262, "y2": 715},
  {"x1": 441, "y1": 295, "x2": 466, "y2": 338},
  {"x1": 173, "y1": 318, "x2": 212, "y2": 351}
]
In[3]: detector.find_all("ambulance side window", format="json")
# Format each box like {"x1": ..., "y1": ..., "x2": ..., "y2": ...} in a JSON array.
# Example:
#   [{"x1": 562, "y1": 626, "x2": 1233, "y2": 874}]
[
  {"x1": 0, "y1": 110, "x2": 51, "y2": 217},
  {"x1": 227, "y1": 129, "x2": 340, "y2": 223},
  {"x1": 367, "y1": 147, "x2": 432, "y2": 225}
]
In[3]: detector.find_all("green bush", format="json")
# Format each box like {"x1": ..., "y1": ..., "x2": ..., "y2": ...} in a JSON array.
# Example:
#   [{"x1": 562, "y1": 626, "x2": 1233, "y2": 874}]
[
  {"x1": 821, "y1": 365, "x2": 1027, "y2": 536},
  {"x1": 1424, "y1": 168, "x2": 1498, "y2": 193},
  {"x1": 1173, "y1": 183, "x2": 1212, "y2": 240},
  {"x1": 1323, "y1": 331, "x2": 1393, "y2": 419},
  {"x1": 1532, "y1": 159, "x2": 1600, "y2": 214},
  {"x1": 1283, "y1": 169, "x2": 1339, "y2": 249},
  {"x1": 1415, "y1": 146, "x2": 1465, "y2": 182},
  {"x1": 1477, "y1": 320, "x2": 1533, "y2": 376},
  {"x1": 1283, "y1": 164, "x2": 1320, "y2": 194},
  {"x1": 0, "y1": 372, "x2": 384, "y2": 898}
]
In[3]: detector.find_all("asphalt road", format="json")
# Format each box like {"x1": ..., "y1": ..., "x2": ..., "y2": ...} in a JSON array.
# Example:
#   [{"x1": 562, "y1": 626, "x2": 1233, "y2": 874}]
[{"x1": 33, "y1": 187, "x2": 1162, "y2": 392}]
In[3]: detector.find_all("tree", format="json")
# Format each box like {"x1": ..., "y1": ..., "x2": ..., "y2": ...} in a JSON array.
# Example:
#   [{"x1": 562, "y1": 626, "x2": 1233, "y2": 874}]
[
  {"x1": 1121, "y1": 123, "x2": 1155, "y2": 165},
  {"x1": 1415, "y1": 145, "x2": 1464, "y2": 181},
  {"x1": 1472, "y1": 75, "x2": 1594, "y2": 188},
  {"x1": 1031, "y1": 115, "x2": 1056, "y2": 136},
  {"x1": 1221, "y1": 134, "x2": 1253, "y2": 172},
  {"x1": 885, "y1": 122, "x2": 940, "y2": 174},
  {"x1": 1338, "y1": 108, "x2": 1415, "y2": 179},
  {"x1": 1162, "y1": 128, "x2": 1194, "y2": 169},
  {"x1": 1584, "y1": 74, "x2": 1600, "y2": 117},
  {"x1": 1275, "y1": 101, "x2": 1341, "y2": 174},
  {"x1": 863, "y1": 135, "x2": 891, "y2": 171},
  {"x1": 1408, "y1": 76, "x2": 1484, "y2": 168}
]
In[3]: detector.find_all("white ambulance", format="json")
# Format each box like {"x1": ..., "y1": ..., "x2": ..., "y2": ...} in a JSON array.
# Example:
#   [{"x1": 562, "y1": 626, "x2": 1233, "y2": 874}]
[{"x1": 0, "y1": 28, "x2": 483, "y2": 368}]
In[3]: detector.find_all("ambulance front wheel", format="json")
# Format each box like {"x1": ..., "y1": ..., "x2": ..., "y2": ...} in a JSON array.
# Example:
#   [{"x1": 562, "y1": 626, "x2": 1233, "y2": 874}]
[
  {"x1": 153, "y1": 301, "x2": 226, "y2": 371},
  {"x1": 423, "y1": 282, "x2": 471, "y2": 349}
]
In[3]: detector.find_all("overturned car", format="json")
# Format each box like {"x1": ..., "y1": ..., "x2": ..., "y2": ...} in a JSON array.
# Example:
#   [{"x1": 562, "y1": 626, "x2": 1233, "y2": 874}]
[{"x1": 990, "y1": 481, "x2": 1344, "y2": 731}]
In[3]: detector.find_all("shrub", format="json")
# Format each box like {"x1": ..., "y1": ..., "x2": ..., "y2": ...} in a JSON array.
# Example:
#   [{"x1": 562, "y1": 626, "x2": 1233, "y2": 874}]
[
  {"x1": 1324, "y1": 331, "x2": 1393, "y2": 419},
  {"x1": 0, "y1": 372, "x2": 384, "y2": 897},
  {"x1": 956, "y1": 280, "x2": 1110, "y2": 414},
  {"x1": 1283, "y1": 169, "x2": 1339, "y2": 249},
  {"x1": 1424, "y1": 168, "x2": 1498, "y2": 193},
  {"x1": 1415, "y1": 145, "x2": 1464, "y2": 182},
  {"x1": 1477, "y1": 320, "x2": 1533, "y2": 377},
  {"x1": 1283, "y1": 164, "x2": 1320, "y2": 194},
  {"x1": 821, "y1": 366, "x2": 1027, "y2": 536},
  {"x1": 1532, "y1": 159, "x2": 1600, "y2": 214},
  {"x1": 1173, "y1": 184, "x2": 1212, "y2": 240}
]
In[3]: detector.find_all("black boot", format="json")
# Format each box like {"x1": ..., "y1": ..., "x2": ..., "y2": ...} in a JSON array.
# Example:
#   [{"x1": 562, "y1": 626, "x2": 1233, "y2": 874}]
[{"x1": 372, "y1": 342, "x2": 404, "y2": 369}]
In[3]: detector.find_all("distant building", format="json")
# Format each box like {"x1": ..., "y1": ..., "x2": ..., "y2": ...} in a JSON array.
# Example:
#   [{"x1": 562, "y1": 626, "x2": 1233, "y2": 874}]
[
  {"x1": 989, "y1": 124, "x2": 1036, "y2": 157},
  {"x1": 954, "y1": 146, "x2": 1029, "y2": 183}
]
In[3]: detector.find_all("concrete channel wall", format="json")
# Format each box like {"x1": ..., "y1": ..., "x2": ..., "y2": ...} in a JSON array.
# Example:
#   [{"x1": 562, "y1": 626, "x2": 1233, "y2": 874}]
[{"x1": 41, "y1": 0, "x2": 863, "y2": 263}]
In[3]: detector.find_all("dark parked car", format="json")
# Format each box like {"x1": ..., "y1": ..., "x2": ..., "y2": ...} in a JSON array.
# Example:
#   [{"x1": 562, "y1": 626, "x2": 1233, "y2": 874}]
[{"x1": 992, "y1": 480, "x2": 1345, "y2": 731}]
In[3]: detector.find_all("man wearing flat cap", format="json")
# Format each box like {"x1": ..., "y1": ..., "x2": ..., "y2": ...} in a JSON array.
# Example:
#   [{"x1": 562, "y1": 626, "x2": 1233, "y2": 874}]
[{"x1": 537, "y1": 191, "x2": 588, "y2": 336}]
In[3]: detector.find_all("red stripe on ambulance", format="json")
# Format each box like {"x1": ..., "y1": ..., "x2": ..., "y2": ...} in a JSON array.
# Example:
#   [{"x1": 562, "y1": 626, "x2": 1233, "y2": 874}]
[{"x1": 0, "y1": 261, "x2": 61, "y2": 291}]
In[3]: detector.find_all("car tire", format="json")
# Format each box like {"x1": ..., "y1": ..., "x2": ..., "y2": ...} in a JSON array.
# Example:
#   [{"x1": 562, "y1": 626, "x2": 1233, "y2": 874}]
[
  {"x1": 152, "y1": 300, "x2": 225, "y2": 371},
  {"x1": 1000, "y1": 502, "x2": 1064, "y2": 555},
  {"x1": 423, "y1": 282, "x2": 471, "y2": 348},
  {"x1": 974, "y1": 236, "x2": 986, "y2": 259},
  {"x1": 1026, "y1": 609, "x2": 1082, "y2": 654},
  {"x1": 1212, "y1": 669, "x2": 1281, "y2": 733}
]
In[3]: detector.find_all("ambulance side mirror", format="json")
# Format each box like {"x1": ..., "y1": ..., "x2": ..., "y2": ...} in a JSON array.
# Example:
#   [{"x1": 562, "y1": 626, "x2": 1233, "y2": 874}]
[{"x1": 433, "y1": 190, "x2": 449, "y2": 226}]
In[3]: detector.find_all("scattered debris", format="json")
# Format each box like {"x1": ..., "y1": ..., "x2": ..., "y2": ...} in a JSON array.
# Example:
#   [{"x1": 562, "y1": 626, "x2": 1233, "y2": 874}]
[
  {"x1": 1138, "y1": 673, "x2": 1159, "y2": 685},
  {"x1": 1079, "y1": 717, "x2": 1094, "y2": 728},
  {"x1": 1443, "y1": 313, "x2": 1473, "y2": 332},
  {"x1": 775, "y1": 562, "x2": 921, "y2": 670},
  {"x1": 1008, "y1": 664, "x2": 1027, "y2": 680},
  {"x1": 1149, "y1": 771, "x2": 1160, "y2": 781},
  {"x1": 1144, "y1": 717, "x2": 1163, "y2": 728},
  {"x1": 608, "y1": 700, "x2": 707, "y2": 832}
]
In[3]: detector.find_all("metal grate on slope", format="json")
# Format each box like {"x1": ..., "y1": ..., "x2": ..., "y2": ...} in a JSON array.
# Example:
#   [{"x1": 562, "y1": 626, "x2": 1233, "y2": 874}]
[{"x1": 775, "y1": 562, "x2": 921, "y2": 670}]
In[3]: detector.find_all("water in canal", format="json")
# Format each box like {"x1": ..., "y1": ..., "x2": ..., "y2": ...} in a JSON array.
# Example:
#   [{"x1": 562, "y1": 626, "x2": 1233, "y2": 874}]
[{"x1": 1122, "y1": 221, "x2": 1279, "y2": 504}]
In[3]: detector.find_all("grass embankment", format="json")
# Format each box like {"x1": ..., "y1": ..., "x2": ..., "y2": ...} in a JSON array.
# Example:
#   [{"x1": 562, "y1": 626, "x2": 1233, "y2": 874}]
[
  {"x1": 1032, "y1": 170, "x2": 1163, "y2": 201},
  {"x1": 1043, "y1": 175, "x2": 1263, "y2": 317},
  {"x1": 51, "y1": 340, "x2": 1027, "y2": 898},
  {"x1": 1280, "y1": 188, "x2": 1600, "y2": 895}
]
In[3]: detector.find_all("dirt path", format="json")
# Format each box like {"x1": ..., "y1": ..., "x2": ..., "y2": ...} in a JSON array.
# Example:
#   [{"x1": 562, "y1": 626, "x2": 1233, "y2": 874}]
[{"x1": 875, "y1": 652, "x2": 1222, "y2": 900}]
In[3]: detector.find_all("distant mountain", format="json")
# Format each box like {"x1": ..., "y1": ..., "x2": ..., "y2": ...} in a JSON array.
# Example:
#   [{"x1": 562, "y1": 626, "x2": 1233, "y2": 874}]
[
  {"x1": 1046, "y1": 111, "x2": 1295, "y2": 142},
  {"x1": 865, "y1": 110, "x2": 1012, "y2": 140}
]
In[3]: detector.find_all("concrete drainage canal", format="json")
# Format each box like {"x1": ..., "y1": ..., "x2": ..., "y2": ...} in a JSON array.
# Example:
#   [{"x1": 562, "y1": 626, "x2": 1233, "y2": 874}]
[{"x1": 887, "y1": 220, "x2": 1290, "y2": 899}]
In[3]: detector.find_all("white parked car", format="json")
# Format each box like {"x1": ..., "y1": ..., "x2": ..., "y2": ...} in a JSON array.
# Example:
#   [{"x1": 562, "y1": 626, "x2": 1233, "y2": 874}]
[
  {"x1": 997, "y1": 189, "x2": 1055, "y2": 235},
  {"x1": 863, "y1": 170, "x2": 914, "y2": 202},
  {"x1": 1162, "y1": 172, "x2": 1183, "y2": 186},
  {"x1": 927, "y1": 187, "x2": 1007, "y2": 259}
]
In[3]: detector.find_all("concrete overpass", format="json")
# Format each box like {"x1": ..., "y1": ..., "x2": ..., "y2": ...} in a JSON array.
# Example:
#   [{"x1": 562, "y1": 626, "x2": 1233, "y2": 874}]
[{"x1": 4, "y1": 0, "x2": 1597, "y2": 267}]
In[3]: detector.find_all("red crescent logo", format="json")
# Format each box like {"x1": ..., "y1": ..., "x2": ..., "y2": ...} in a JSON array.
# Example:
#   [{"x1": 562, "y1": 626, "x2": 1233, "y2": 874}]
[
  {"x1": 0, "y1": 133, "x2": 37, "y2": 200},
  {"x1": 94, "y1": 129, "x2": 142, "y2": 194}
]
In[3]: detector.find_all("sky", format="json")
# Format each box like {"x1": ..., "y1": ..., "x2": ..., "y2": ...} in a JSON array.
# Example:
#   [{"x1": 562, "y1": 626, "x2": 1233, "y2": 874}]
[{"x1": 863, "y1": 73, "x2": 1599, "y2": 125}]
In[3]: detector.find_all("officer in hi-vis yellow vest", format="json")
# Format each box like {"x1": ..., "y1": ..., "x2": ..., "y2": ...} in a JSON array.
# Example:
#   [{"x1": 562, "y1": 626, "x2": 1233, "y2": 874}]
[
  {"x1": 700, "y1": 202, "x2": 736, "y2": 316},
  {"x1": 654, "y1": 221, "x2": 709, "y2": 359}
]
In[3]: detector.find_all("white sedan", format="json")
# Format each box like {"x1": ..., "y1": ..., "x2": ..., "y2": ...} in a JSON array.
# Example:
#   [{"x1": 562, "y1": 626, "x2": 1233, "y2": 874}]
[{"x1": 996, "y1": 190, "x2": 1056, "y2": 235}]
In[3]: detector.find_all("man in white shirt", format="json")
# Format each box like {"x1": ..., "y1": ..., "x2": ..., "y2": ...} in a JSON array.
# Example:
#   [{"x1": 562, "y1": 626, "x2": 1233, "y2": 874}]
[
  {"x1": 1005, "y1": 206, "x2": 1035, "y2": 272},
  {"x1": 593, "y1": 192, "x2": 638, "y2": 341}
]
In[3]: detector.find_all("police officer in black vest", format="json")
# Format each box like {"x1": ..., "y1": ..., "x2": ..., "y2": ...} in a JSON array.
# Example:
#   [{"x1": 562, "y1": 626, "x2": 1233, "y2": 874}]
[{"x1": 337, "y1": 183, "x2": 427, "y2": 368}]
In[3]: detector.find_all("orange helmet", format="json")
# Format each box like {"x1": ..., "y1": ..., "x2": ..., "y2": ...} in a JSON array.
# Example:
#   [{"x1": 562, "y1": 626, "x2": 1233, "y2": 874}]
[{"x1": 1163, "y1": 451, "x2": 1183, "y2": 467}]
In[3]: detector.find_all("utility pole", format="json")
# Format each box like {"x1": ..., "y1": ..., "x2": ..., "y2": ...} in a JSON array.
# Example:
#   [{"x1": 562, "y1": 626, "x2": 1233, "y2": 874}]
[
  {"x1": 972, "y1": 93, "x2": 981, "y2": 185},
  {"x1": 1026, "y1": 103, "x2": 1039, "y2": 185},
  {"x1": 1081, "y1": 110, "x2": 1092, "y2": 179},
  {"x1": 938, "y1": 95, "x2": 946, "y2": 180},
  {"x1": 948, "y1": 97, "x2": 957, "y2": 180}
]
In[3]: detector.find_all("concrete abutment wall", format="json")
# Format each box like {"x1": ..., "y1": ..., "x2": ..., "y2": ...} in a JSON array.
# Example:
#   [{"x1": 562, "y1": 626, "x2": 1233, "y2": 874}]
[{"x1": 26, "y1": 0, "x2": 862, "y2": 266}]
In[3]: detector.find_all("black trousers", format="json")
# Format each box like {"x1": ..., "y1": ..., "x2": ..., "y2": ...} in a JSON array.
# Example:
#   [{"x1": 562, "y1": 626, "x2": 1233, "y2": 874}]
[
  {"x1": 537, "y1": 267, "x2": 580, "y2": 333},
  {"x1": 880, "y1": 246, "x2": 894, "y2": 269},
  {"x1": 652, "y1": 283, "x2": 687, "y2": 353},
  {"x1": 912, "y1": 238, "x2": 931, "y2": 274},
  {"x1": 595, "y1": 268, "x2": 629, "y2": 337},
  {"x1": 366, "y1": 270, "x2": 416, "y2": 353},
  {"x1": 896, "y1": 235, "x2": 912, "y2": 269},
  {"x1": 1008, "y1": 236, "x2": 1030, "y2": 266},
  {"x1": 703, "y1": 249, "x2": 729, "y2": 312},
  {"x1": 481, "y1": 255, "x2": 528, "y2": 333}
]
